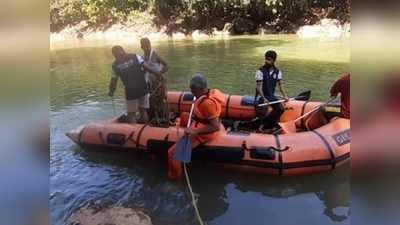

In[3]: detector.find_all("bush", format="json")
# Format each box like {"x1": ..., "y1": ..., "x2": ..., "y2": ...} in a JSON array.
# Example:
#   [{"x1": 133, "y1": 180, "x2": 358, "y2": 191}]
[
  {"x1": 50, "y1": 0, "x2": 85, "y2": 32},
  {"x1": 50, "y1": 0, "x2": 151, "y2": 32},
  {"x1": 50, "y1": 0, "x2": 350, "y2": 33}
]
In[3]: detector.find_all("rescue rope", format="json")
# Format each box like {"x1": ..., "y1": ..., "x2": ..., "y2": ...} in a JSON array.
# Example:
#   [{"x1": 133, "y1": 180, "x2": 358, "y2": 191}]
[
  {"x1": 173, "y1": 113, "x2": 205, "y2": 225},
  {"x1": 183, "y1": 163, "x2": 205, "y2": 225},
  {"x1": 180, "y1": 95, "x2": 205, "y2": 225}
]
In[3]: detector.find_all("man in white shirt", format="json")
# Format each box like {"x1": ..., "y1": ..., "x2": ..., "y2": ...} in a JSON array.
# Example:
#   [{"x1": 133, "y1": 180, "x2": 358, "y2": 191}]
[{"x1": 255, "y1": 50, "x2": 288, "y2": 130}]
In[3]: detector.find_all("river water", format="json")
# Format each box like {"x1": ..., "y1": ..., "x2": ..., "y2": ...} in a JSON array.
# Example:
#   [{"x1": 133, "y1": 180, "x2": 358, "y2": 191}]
[{"x1": 50, "y1": 35, "x2": 350, "y2": 225}]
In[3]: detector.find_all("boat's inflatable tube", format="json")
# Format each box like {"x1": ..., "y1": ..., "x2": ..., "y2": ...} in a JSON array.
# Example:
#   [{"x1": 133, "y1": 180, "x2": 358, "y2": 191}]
[
  {"x1": 167, "y1": 91, "x2": 327, "y2": 130},
  {"x1": 66, "y1": 117, "x2": 350, "y2": 176}
]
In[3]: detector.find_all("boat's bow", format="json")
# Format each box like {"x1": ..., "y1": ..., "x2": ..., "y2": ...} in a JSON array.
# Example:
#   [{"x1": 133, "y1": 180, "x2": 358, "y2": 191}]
[{"x1": 66, "y1": 125, "x2": 85, "y2": 144}]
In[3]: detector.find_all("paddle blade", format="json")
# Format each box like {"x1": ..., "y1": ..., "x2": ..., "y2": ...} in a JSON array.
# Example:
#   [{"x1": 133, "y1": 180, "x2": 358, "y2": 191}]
[
  {"x1": 278, "y1": 121, "x2": 297, "y2": 134},
  {"x1": 294, "y1": 90, "x2": 311, "y2": 101},
  {"x1": 173, "y1": 135, "x2": 192, "y2": 163}
]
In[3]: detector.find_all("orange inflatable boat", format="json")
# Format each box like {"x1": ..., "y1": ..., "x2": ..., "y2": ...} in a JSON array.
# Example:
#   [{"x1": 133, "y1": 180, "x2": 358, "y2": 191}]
[{"x1": 66, "y1": 92, "x2": 350, "y2": 176}]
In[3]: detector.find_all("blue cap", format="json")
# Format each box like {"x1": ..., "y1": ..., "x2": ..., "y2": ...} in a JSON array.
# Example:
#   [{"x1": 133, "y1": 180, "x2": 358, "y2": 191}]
[{"x1": 190, "y1": 73, "x2": 207, "y2": 89}]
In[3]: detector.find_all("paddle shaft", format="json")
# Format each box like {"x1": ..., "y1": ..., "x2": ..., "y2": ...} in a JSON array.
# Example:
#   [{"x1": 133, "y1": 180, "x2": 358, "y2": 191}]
[
  {"x1": 273, "y1": 97, "x2": 336, "y2": 134},
  {"x1": 173, "y1": 97, "x2": 196, "y2": 163},
  {"x1": 257, "y1": 90, "x2": 310, "y2": 107},
  {"x1": 258, "y1": 98, "x2": 289, "y2": 107},
  {"x1": 186, "y1": 96, "x2": 197, "y2": 128},
  {"x1": 293, "y1": 98, "x2": 336, "y2": 123}
]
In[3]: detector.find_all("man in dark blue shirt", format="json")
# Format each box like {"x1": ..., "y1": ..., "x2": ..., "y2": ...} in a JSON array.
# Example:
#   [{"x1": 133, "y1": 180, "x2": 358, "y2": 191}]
[
  {"x1": 255, "y1": 50, "x2": 288, "y2": 130},
  {"x1": 109, "y1": 45, "x2": 161, "y2": 123}
]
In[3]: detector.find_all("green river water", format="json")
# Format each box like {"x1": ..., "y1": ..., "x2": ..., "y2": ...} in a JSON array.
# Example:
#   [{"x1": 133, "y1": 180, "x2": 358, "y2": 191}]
[{"x1": 50, "y1": 35, "x2": 350, "y2": 225}]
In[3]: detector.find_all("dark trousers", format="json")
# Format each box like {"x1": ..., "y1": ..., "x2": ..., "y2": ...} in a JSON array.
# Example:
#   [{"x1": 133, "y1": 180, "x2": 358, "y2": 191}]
[{"x1": 263, "y1": 102, "x2": 284, "y2": 129}]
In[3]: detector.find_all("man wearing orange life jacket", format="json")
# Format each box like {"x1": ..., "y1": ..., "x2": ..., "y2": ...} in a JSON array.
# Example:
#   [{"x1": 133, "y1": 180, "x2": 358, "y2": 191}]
[{"x1": 167, "y1": 74, "x2": 225, "y2": 179}]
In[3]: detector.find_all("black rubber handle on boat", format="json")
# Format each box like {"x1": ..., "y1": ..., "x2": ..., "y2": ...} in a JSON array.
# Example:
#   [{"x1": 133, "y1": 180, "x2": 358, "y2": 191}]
[
  {"x1": 246, "y1": 146, "x2": 291, "y2": 153},
  {"x1": 271, "y1": 146, "x2": 290, "y2": 152}
]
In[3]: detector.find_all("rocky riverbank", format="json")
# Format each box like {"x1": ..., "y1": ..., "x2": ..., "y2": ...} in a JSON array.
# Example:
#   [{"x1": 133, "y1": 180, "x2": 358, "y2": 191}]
[
  {"x1": 296, "y1": 19, "x2": 350, "y2": 39},
  {"x1": 50, "y1": 19, "x2": 349, "y2": 45},
  {"x1": 50, "y1": 21, "x2": 231, "y2": 43}
]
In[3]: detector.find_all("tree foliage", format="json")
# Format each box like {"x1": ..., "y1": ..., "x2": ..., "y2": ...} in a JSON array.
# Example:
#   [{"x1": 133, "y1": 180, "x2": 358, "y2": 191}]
[{"x1": 50, "y1": 0, "x2": 350, "y2": 33}]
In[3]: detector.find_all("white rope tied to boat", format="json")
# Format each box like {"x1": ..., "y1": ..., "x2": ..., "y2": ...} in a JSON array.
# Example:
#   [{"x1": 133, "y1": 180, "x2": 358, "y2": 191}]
[{"x1": 183, "y1": 163, "x2": 205, "y2": 225}]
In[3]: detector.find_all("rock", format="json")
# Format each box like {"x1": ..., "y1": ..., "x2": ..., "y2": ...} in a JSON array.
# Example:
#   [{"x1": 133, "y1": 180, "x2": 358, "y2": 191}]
[
  {"x1": 222, "y1": 23, "x2": 233, "y2": 33},
  {"x1": 211, "y1": 27, "x2": 230, "y2": 36},
  {"x1": 192, "y1": 30, "x2": 209, "y2": 39},
  {"x1": 69, "y1": 206, "x2": 153, "y2": 225},
  {"x1": 171, "y1": 32, "x2": 186, "y2": 40},
  {"x1": 76, "y1": 21, "x2": 89, "y2": 31},
  {"x1": 343, "y1": 23, "x2": 351, "y2": 38},
  {"x1": 296, "y1": 18, "x2": 348, "y2": 39},
  {"x1": 55, "y1": 21, "x2": 88, "y2": 39},
  {"x1": 296, "y1": 25, "x2": 322, "y2": 38}
]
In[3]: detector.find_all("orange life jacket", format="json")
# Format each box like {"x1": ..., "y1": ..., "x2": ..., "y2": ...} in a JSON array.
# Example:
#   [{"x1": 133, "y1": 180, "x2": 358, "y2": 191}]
[{"x1": 193, "y1": 89, "x2": 225, "y2": 124}]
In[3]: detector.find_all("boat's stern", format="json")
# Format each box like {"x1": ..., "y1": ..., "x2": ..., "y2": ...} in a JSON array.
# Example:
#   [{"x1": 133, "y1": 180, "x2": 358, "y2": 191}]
[{"x1": 66, "y1": 125, "x2": 85, "y2": 144}]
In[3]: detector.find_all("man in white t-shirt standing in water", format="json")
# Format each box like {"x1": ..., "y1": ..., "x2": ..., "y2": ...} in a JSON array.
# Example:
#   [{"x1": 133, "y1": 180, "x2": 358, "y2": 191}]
[
  {"x1": 108, "y1": 45, "x2": 161, "y2": 123},
  {"x1": 255, "y1": 50, "x2": 289, "y2": 131}
]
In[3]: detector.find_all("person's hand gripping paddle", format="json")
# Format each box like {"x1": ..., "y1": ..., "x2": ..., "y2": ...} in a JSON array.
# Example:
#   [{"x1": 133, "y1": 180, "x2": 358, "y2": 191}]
[{"x1": 173, "y1": 96, "x2": 197, "y2": 163}]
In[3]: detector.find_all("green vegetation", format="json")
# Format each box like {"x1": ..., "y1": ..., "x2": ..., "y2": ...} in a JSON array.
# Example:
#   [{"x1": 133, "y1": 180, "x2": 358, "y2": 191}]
[{"x1": 50, "y1": 0, "x2": 350, "y2": 34}]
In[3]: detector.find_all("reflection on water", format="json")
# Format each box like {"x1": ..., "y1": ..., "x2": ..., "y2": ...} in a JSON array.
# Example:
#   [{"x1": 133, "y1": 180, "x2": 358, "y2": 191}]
[{"x1": 50, "y1": 36, "x2": 350, "y2": 225}]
